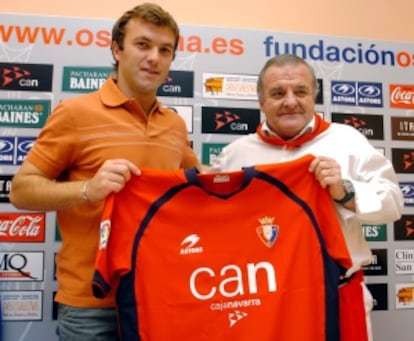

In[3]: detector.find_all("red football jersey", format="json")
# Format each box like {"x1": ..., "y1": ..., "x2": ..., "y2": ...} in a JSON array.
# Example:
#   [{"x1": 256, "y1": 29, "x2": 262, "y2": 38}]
[{"x1": 93, "y1": 154, "x2": 352, "y2": 341}]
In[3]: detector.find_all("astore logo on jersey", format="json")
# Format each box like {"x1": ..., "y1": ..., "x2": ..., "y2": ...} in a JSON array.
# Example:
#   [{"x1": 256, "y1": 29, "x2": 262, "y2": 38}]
[{"x1": 180, "y1": 234, "x2": 203, "y2": 255}]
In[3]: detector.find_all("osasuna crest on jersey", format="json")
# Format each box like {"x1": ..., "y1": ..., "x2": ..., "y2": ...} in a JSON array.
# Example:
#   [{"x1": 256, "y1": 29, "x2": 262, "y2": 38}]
[{"x1": 256, "y1": 216, "x2": 279, "y2": 247}]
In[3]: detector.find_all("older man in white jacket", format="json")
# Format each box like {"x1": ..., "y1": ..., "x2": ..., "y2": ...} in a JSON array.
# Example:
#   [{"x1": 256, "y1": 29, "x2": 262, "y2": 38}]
[{"x1": 209, "y1": 54, "x2": 404, "y2": 341}]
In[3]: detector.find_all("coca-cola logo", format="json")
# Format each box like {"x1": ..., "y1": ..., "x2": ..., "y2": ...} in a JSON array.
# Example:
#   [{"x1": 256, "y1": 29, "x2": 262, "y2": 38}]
[
  {"x1": 390, "y1": 86, "x2": 414, "y2": 104},
  {"x1": 0, "y1": 212, "x2": 45, "y2": 242},
  {"x1": 390, "y1": 84, "x2": 414, "y2": 109}
]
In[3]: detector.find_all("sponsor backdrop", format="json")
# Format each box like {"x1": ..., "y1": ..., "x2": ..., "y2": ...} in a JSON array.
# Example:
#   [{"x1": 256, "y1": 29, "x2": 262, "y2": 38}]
[{"x1": 1, "y1": 13, "x2": 414, "y2": 341}]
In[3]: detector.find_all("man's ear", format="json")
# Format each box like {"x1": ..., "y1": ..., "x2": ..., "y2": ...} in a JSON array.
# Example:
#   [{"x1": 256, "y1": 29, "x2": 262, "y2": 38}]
[{"x1": 111, "y1": 41, "x2": 120, "y2": 61}]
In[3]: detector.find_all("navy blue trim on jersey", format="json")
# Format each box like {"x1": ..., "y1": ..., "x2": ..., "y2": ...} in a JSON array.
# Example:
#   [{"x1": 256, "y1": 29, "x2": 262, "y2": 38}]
[
  {"x1": 115, "y1": 166, "x2": 344, "y2": 341},
  {"x1": 116, "y1": 181, "x2": 192, "y2": 341},
  {"x1": 185, "y1": 167, "x2": 252, "y2": 198},
  {"x1": 92, "y1": 271, "x2": 111, "y2": 298},
  {"x1": 250, "y1": 167, "x2": 343, "y2": 341}
]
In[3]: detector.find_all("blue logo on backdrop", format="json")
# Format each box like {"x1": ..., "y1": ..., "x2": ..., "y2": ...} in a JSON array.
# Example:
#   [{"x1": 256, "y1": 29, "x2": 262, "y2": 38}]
[
  {"x1": 331, "y1": 81, "x2": 356, "y2": 105},
  {"x1": 400, "y1": 182, "x2": 414, "y2": 206},
  {"x1": 357, "y1": 82, "x2": 383, "y2": 107},
  {"x1": 0, "y1": 137, "x2": 15, "y2": 164},
  {"x1": 0, "y1": 136, "x2": 36, "y2": 165},
  {"x1": 331, "y1": 81, "x2": 383, "y2": 107}
]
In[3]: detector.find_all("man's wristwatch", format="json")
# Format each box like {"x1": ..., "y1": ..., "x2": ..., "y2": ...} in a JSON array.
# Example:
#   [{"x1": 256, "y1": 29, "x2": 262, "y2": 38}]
[{"x1": 333, "y1": 180, "x2": 355, "y2": 205}]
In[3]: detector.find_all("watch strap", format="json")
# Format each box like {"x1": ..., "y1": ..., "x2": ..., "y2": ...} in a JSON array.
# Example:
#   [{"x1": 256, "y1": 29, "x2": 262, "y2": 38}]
[{"x1": 333, "y1": 191, "x2": 355, "y2": 205}]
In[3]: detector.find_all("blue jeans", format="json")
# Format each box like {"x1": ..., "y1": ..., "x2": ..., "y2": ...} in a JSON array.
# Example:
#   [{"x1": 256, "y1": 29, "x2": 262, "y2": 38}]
[{"x1": 56, "y1": 303, "x2": 119, "y2": 341}]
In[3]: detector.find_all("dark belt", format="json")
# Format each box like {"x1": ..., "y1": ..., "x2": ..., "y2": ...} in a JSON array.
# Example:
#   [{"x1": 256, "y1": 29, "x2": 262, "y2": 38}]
[
  {"x1": 338, "y1": 272, "x2": 356, "y2": 286},
  {"x1": 339, "y1": 269, "x2": 365, "y2": 287}
]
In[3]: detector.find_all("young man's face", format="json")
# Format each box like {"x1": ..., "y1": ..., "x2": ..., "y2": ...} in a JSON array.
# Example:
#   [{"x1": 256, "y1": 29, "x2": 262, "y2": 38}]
[{"x1": 112, "y1": 18, "x2": 176, "y2": 98}]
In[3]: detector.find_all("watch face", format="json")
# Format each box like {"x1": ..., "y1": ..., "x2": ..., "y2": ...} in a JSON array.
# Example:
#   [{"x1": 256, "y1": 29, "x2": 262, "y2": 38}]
[{"x1": 343, "y1": 180, "x2": 355, "y2": 193}]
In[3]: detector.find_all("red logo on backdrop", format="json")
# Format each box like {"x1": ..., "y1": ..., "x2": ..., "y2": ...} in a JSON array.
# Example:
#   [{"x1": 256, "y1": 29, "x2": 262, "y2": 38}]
[
  {"x1": 0, "y1": 212, "x2": 46, "y2": 242},
  {"x1": 214, "y1": 111, "x2": 240, "y2": 129},
  {"x1": 404, "y1": 219, "x2": 414, "y2": 237},
  {"x1": 1, "y1": 66, "x2": 31, "y2": 87},
  {"x1": 343, "y1": 116, "x2": 367, "y2": 129},
  {"x1": 389, "y1": 84, "x2": 414, "y2": 109},
  {"x1": 392, "y1": 149, "x2": 414, "y2": 173},
  {"x1": 394, "y1": 215, "x2": 414, "y2": 240},
  {"x1": 402, "y1": 151, "x2": 414, "y2": 171}
]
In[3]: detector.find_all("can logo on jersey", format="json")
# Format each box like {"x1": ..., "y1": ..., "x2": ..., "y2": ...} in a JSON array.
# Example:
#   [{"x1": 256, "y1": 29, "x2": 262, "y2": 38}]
[
  {"x1": 331, "y1": 113, "x2": 384, "y2": 140},
  {"x1": 201, "y1": 107, "x2": 260, "y2": 135},
  {"x1": 256, "y1": 216, "x2": 278, "y2": 248},
  {"x1": 157, "y1": 70, "x2": 194, "y2": 98},
  {"x1": 0, "y1": 62, "x2": 53, "y2": 92},
  {"x1": 331, "y1": 81, "x2": 382, "y2": 107}
]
